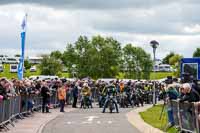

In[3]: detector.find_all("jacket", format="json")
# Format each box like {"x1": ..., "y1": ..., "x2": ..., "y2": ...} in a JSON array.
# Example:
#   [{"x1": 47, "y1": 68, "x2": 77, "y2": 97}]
[{"x1": 58, "y1": 87, "x2": 66, "y2": 100}]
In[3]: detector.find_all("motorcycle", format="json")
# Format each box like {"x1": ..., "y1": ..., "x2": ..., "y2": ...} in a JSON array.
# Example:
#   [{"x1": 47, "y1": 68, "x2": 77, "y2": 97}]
[{"x1": 108, "y1": 95, "x2": 115, "y2": 113}]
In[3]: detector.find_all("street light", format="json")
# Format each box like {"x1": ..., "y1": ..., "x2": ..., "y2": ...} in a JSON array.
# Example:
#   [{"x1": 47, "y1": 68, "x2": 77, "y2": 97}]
[{"x1": 150, "y1": 40, "x2": 159, "y2": 106}]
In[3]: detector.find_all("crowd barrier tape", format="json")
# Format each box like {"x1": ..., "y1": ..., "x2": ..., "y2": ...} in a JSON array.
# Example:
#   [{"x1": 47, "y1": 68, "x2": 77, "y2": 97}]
[
  {"x1": 171, "y1": 100, "x2": 200, "y2": 133},
  {"x1": 0, "y1": 93, "x2": 59, "y2": 128}
]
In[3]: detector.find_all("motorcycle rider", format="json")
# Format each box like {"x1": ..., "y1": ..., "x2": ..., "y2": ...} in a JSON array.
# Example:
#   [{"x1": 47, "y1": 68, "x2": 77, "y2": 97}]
[
  {"x1": 81, "y1": 82, "x2": 92, "y2": 109},
  {"x1": 102, "y1": 81, "x2": 119, "y2": 113},
  {"x1": 98, "y1": 83, "x2": 107, "y2": 108}
]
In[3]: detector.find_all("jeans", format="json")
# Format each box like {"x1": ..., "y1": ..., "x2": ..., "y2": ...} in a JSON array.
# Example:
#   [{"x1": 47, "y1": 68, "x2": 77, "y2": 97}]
[
  {"x1": 102, "y1": 96, "x2": 119, "y2": 113},
  {"x1": 42, "y1": 98, "x2": 49, "y2": 113},
  {"x1": 72, "y1": 96, "x2": 77, "y2": 108},
  {"x1": 60, "y1": 100, "x2": 65, "y2": 112},
  {"x1": 167, "y1": 107, "x2": 175, "y2": 125}
]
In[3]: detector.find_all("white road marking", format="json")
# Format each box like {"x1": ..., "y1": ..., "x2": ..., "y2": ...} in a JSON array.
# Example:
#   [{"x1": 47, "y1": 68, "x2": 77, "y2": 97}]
[
  {"x1": 67, "y1": 122, "x2": 72, "y2": 125},
  {"x1": 82, "y1": 121, "x2": 92, "y2": 124},
  {"x1": 97, "y1": 121, "x2": 101, "y2": 124},
  {"x1": 85, "y1": 116, "x2": 99, "y2": 122},
  {"x1": 108, "y1": 121, "x2": 113, "y2": 124}
]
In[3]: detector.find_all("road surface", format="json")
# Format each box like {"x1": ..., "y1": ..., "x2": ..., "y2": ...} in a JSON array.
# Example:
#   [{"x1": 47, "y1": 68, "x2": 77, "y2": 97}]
[{"x1": 42, "y1": 106, "x2": 141, "y2": 133}]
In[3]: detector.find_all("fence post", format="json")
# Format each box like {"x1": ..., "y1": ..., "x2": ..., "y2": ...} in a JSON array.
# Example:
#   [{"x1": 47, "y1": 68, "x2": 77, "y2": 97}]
[
  {"x1": 194, "y1": 103, "x2": 200, "y2": 133},
  {"x1": 177, "y1": 100, "x2": 182, "y2": 130}
]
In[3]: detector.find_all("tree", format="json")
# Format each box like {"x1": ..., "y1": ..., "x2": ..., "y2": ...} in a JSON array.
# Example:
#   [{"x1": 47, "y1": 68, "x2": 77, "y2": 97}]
[
  {"x1": 62, "y1": 35, "x2": 121, "y2": 79},
  {"x1": 169, "y1": 54, "x2": 182, "y2": 66},
  {"x1": 162, "y1": 52, "x2": 175, "y2": 64},
  {"x1": 14, "y1": 54, "x2": 21, "y2": 57},
  {"x1": 24, "y1": 60, "x2": 32, "y2": 69},
  {"x1": 39, "y1": 55, "x2": 63, "y2": 76},
  {"x1": 50, "y1": 50, "x2": 62, "y2": 59},
  {"x1": 193, "y1": 48, "x2": 200, "y2": 57},
  {"x1": 122, "y1": 44, "x2": 153, "y2": 79},
  {"x1": 62, "y1": 43, "x2": 78, "y2": 76},
  {"x1": 169, "y1": 54, "x2": 183, "y2": 77}
]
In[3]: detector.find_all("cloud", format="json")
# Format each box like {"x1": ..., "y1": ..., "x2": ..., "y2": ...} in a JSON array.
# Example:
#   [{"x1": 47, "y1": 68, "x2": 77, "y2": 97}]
[
  {"x1": 0, "y1": 1, "x2": 200, "y2": 59},
  {"x1": 0, "y1": 0, "x2": 177, "y2": 9}
]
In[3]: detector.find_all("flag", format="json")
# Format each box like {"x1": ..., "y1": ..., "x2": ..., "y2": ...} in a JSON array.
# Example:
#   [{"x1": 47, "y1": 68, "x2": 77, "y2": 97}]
[{"x1": 18, "y1": 14, "x2": 27, "y2": 80}]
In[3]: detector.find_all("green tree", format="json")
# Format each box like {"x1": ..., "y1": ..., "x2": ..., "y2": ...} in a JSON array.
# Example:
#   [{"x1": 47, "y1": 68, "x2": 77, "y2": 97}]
[
  {"x1": 62, "y1": 43, "x2": 77, "y2": 76},
  {"x1": 169, "y1": 54, "x2": 183, "y2": 77},
  {"x1": 62, "y1": 35, "x2": 121, "y2": 79},
  {"x1": 14, "y1": 54, "x2": 21, "y2": 57},
  {"x1": 162, "y1": 52, "x2": 175, "y2": 64},
  {"x1": 50, "y1": 50, "x2": 62, "y2": 59},
  {"x1": 39, "y1": 55, "x2": 62, "y2": 76},
  {"x1": 193, "y1": 48, "x2": 200, "y2": 57},
  {"x1": 24, "y1": 59, "x2": 32, "y2": 69},
  {"x1": 122, "y1": 44, "x2": 153, "y2": 79}
]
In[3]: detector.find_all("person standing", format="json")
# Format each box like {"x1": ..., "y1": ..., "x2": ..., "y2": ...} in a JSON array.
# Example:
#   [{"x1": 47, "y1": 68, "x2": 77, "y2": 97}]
[
  {"x1": 41, "y1": 81, "x2": 51, "y2": 113},
  {"x1": 57, "y1": 82, "x2": 66, "y2": 112},
  {"x1": 72, "y1": 82, "x2": 79, "y2": 108}
]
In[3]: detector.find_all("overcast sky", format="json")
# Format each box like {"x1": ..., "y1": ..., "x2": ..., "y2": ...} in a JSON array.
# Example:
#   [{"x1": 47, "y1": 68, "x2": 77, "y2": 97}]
[{"x1": 0, "y1": 0, "x2": 200, "y2": 59}]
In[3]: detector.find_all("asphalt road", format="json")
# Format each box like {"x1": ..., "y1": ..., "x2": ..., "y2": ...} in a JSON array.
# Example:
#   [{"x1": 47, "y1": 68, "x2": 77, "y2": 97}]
[{"x1": 42, "y1": 105, "x2": 141, "y2": 133}]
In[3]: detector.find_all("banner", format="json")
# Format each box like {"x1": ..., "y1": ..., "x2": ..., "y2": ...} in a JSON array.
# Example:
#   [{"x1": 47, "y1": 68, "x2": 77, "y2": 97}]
[{"x1": 18, "y1": 14, "x2": 27, "y2": 80}]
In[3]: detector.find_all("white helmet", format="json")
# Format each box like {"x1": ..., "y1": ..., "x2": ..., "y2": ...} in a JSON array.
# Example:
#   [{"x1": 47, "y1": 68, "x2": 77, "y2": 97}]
[{"x1": 83, "y1": 83, "x2": 88, "y2": 87}]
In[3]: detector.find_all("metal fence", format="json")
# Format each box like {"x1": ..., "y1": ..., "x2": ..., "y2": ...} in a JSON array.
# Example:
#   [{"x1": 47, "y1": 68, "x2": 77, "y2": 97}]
[
  {"x1": 170, "y1": 100, "x2": 200, "y2": 133},
  {"x1": 0, "y1": 94, "x2": 58, "y2": 130}
]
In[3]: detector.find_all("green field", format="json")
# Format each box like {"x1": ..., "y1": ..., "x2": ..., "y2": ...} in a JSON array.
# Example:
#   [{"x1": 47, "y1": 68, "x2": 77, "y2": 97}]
[
  {"x1": 0, "y1": 64, "x2": 173, "y2": 79},
  {"x1": 150, "y1": 72, "x2": 174, "y2": 80},
  {"x1": 0, "y1": 64, "x2": 69, "y2": 79},
  {"x1": 140, "y1": 105, "x2": 177, "y2": 133}
]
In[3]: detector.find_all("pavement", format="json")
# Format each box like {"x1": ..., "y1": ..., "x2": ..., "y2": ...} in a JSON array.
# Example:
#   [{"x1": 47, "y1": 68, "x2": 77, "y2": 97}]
[
  {"x1": 2, "y1": 107, "x2": 75, "y2": 133},
  {"x1": 1, "y1": 104, "x2": 164, "y2": 133}
]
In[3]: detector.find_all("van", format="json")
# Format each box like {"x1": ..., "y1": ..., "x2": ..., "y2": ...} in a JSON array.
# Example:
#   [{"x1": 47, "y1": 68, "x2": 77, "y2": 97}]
[{"x1": 10, "y1": 64, "x2": 18, "y2": 73}]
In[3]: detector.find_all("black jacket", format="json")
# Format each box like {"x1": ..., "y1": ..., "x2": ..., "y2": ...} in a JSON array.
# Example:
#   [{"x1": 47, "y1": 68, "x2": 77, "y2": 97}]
[
  {"x1": 41, "y1": 86, "x2": 50, "y2": 99},
  {"x1": 180, "y1": 89, "x2": 200, "y2": 103},
  {"x1": 0, "y1": 84, "x2": 7, "y2": 100}
]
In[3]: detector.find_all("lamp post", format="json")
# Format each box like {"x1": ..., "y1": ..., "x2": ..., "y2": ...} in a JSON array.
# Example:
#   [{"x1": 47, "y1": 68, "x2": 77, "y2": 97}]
[{"x1": 150, "y1": 40, "x2": 159, "y2": 106}]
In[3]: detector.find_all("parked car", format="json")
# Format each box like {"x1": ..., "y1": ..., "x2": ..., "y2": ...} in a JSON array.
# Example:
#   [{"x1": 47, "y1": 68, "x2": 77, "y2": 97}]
[{"x1": 30, "y1": 66, "x2": 37, "y2": 72}]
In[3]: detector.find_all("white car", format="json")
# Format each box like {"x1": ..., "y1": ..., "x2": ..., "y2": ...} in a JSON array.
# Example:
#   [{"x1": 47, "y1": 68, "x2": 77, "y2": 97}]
[{"x1": 30, "y1": 66, "x2": 37, "y2": 72}]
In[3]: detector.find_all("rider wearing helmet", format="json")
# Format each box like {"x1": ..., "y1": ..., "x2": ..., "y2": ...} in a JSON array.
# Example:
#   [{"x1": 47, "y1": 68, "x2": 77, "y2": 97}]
[
  {"x1": 102, "y1": 81, "x2": 119, "y2": 113},
  {"x1": 81, "y1": 82, "x2": 92, "y2": 108}
]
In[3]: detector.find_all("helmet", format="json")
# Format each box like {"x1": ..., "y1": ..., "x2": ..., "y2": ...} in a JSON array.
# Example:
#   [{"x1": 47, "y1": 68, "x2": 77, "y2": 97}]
[{"x1": 83, "y1": 83, "x2": 88, "y2": 87}]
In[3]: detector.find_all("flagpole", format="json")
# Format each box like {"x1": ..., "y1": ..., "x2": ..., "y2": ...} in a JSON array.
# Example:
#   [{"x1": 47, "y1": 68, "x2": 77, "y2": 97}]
[{"x1": 18, "y1": 14, "x2": 27, "y2": 80}]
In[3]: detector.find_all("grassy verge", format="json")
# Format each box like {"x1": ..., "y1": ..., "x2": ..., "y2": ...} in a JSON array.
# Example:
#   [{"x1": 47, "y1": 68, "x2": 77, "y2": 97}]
[
  {"x1": 0, "y1": 64, "x2": 69, "y2": 79},
  {"x1": 150, "y1": 72, "x2": 174, "y2": 80},
  {"x1": 139, "y1": 105, "x2": 177, "y2": 133}
]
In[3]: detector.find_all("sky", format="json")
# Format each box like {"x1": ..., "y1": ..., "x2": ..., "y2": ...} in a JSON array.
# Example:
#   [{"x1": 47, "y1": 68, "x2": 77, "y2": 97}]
[{"x1": 0, "y1": 0, "x2": 200, "y2": 59}]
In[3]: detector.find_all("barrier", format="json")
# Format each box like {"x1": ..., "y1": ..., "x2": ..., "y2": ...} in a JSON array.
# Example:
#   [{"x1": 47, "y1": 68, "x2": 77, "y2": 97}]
[
  {"x1": 170, "y1": 100, "x2": 200, "y2": 133},
  {"x1": 0, "y1": 93, "x2": 58, "y2": 129},
  {"x1": 170, "y1": 100, "x2": 180, "y2": 127}
]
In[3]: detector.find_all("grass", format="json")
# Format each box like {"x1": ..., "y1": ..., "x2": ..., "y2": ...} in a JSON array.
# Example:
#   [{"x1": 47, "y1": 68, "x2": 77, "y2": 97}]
[
  {"x1": 150, "y1": 72, "x2": 174, "y2": 80},
  {"x1": 140, "y1": 105, "x2": 177, "y2": 133},
  {"x1": 0, "y1": 64, "x2": 173, "y2": 79},
  {"x1": 0, "y1": 64, "x2": 69, "y2": 79},
  {"x1": 0, "y1": 64, "x2": 40, "y2": 79}
]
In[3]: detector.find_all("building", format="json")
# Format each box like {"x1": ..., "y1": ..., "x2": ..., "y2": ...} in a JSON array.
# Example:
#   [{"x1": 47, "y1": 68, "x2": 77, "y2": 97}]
[{"x1": 28, "y1": 56, "x2": 43, "y2": 64}]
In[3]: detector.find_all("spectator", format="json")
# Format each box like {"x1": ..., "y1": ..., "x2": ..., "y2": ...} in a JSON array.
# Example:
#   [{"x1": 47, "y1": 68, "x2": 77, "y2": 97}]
[
  {"x1": 0, "y1": 78, "x2": 7, "y2": 100},
  {"x1": 72, "y1": 82, "x2": 79, "y2": 108},
  {"x1": 57, "y1": 81, "x2": 66, "y2": 112},
  {"x1": 41, "y1": 81, "x2": 51, "y2": 113},
  {"x1": 165, "y1": 84, "x2": 179, "y2": 128},
  {"x1": 180, "y1": 83, "x2": 200, "y2": 103}
]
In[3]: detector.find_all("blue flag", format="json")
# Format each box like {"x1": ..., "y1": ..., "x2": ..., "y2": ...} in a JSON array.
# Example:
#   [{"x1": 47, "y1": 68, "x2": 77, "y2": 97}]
[{"x1": 18, "y1": 14, "x2": 27, "y2": 80}]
